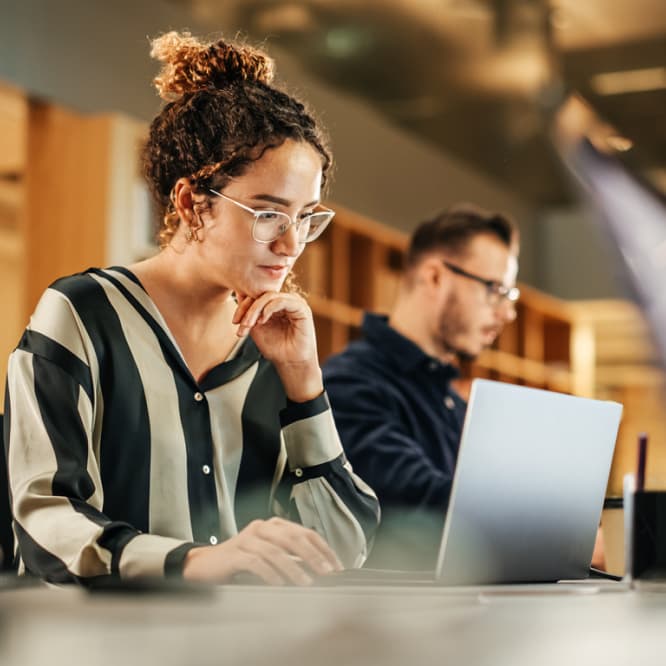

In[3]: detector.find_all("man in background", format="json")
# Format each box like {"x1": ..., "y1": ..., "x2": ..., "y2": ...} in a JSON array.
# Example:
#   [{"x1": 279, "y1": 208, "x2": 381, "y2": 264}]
[{"x1": 323, "y1": 204, "x2": 520, "y2": 568}]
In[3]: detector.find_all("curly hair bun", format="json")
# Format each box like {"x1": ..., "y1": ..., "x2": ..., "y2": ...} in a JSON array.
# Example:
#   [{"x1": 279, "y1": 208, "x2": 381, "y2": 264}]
[{"x1": 150, "y1": 31, "x2": 275, "y2": 100}]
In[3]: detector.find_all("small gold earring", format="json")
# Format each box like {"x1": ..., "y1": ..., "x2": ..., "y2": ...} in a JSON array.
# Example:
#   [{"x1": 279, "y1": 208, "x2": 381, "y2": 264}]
[{"x1": 189, "y1": 213, "x2": 204, "y2": 242}]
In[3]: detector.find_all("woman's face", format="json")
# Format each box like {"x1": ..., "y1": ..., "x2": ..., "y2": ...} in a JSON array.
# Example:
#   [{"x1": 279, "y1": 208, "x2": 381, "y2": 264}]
[{"x1": 193, "y1": 139, "x2": 324, "y2": 297}]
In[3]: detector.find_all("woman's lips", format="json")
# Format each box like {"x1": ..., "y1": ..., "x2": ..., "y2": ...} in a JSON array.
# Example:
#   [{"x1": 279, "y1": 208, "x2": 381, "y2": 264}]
[{"x1": 259, "y1": 265, "x2": 289, "y2": 278}]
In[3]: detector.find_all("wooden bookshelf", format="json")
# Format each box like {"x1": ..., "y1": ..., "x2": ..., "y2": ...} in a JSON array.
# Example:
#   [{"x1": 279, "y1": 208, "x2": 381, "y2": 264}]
[
  {"x1": 298, "y1": 208, "x2": 666, "y2": 497},
  {"x1": 293, "y1": 204, "x2": 407, "y2": 357}
]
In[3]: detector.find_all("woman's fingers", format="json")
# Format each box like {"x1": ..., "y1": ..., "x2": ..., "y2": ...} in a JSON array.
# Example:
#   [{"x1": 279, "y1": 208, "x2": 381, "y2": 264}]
[
  {"x1": 232, "y1": 294, "x2": 255, "y2": 326},
  {"x1": 239, "y1": 537, "x2": 314, "y2": 585},
  {"x1": 235, "y1": 293, "x2": 306, "y2": 334},
  {"x1": 183, "y1": 519, "x2": 342, "y2": 585},
  {"x1": 255, "y1": 518, "x2": 343, "y2": 576},
  {"x1": 231, "y1": 548, "x2": 287, "y2": 586},
  {"x1": 256, "y1": 297, "x2": 305, "y2": 325}
]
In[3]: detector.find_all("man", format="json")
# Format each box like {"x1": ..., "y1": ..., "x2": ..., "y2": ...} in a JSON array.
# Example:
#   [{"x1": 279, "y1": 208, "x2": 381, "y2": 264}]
[{"x1": 323, "y1": 204, "x2": 519, "y2": 568}]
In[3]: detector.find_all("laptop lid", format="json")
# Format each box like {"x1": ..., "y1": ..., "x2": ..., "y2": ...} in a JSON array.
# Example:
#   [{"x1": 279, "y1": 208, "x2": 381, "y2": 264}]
[{"x1": 435, "y1": 379, "x2": 622, "y2": 585}]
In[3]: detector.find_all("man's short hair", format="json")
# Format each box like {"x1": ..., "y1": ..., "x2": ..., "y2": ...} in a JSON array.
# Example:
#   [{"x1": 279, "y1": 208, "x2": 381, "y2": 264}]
[{"x1": 405, "y1": 203, "x2": 518, "y2": 269}]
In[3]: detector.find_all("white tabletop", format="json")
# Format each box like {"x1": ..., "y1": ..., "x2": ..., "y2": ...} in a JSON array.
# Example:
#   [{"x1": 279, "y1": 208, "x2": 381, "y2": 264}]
[{"x1": 0, "y1": 579, "x2": 663, "y2": 666}]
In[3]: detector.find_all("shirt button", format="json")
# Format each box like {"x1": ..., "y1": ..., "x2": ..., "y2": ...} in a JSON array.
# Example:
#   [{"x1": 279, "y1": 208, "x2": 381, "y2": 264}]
[
  {"x1": 294, "y1": 468, "x2": 304, "y2": 478},
  {"x1": 194, "y1": 392, "x2": 204, "y2": 402},
  {"x1": 428, "y1": 360, "x2": 438, "y2": 371},
  {"x1": 202, "y1": 464, "x2": 211, "y2": 475},
  {"x1": 444, "y1": 396, "x2": 455, "y2": 410},
  {"x1": 209, "y1": 536, "x2": 218, "y2": 545}
]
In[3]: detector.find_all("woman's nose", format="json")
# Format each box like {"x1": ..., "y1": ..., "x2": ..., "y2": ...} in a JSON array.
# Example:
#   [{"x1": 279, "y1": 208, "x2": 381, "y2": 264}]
[{"x1": 271, "y1": 220, "x2": 301, "y2": 256}]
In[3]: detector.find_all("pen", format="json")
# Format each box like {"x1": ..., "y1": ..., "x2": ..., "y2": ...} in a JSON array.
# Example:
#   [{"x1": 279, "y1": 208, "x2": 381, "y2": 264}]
[{"x1": 636, "y1": 432, "x2": 648, "y2": 492}]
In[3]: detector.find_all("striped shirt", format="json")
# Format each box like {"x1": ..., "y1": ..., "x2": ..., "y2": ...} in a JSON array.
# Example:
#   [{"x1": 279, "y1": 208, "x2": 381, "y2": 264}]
[{"x1": 4, "y1": 267, "x2": 379, "y2": 583}]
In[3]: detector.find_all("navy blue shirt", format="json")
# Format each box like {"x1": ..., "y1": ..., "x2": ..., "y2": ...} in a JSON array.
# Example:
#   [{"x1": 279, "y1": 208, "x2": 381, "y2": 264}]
[
  {"x1": 324, "y1": 313, "x2": 467, "y2": 566},
  {"x1": 323, "y1": 313, "x2": 467, "y2": 568}
]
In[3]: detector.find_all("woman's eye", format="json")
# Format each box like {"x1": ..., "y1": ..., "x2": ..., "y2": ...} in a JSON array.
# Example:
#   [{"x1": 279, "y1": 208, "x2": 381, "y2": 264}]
[{"x1": 257, "y1": 211, "x2": 280, "y2": 221}]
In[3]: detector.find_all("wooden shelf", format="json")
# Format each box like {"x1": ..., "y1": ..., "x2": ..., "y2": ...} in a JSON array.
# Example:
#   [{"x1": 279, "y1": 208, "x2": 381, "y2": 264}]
[
  {"x1": 300, "y1": 206, "x2": 666, "y2": 497},
  {"x1": 474, "y1": 349, "x2": 573, "y2": 393}
]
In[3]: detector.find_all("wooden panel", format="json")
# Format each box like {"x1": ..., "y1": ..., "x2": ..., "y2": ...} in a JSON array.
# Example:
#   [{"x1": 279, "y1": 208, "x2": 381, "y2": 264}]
[
  {"x1": 0, "y1": 227, "x2": 26, "y2": 402},
  {"x1": 522, "y1": 309, "x2": 545, "y2": 361},
  {"x1": 349, "y1": 233, "x2": 372, "y2": 308},
  {"x1": 0, "y1": 82, "x2": 27, "y2": 175},
  {"x1": 24, "y1": 103, "x2": 112, "y2": 315},
  {"x1": 328, "y1": 202, "x2": 408, "y2": 251},
  {"x1": 293, "y1": 237, "x2": 330, "y2": 298},
  {"x1": 330, "y1": 225, "x2": 351, "y2": 304}
]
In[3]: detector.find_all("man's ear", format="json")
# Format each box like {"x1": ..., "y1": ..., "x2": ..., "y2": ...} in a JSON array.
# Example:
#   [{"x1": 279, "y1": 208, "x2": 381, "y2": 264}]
[{"x1": 416, "y1": 256, "x2": 447, "y2": 291}]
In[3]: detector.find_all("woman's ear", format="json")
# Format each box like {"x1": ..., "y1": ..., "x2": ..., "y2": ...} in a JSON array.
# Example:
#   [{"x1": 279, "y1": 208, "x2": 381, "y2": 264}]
[{"x1": 171, "y1": 178, "x2": 196, "y2": 221}]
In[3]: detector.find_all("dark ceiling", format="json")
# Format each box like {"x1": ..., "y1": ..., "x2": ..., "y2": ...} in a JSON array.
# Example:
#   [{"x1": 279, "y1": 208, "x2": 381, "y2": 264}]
[{"x1": 174, "y1": 0, "x2": 666, "y2": 206}]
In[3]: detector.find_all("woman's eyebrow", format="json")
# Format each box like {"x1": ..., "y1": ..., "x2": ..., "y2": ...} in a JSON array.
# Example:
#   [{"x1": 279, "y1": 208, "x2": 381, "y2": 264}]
[{"x1": 250, "y1": 193, "x2": 320, "y2": 208}]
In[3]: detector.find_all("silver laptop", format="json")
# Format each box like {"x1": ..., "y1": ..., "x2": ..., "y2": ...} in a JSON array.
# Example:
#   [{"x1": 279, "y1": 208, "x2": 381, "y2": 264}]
[
  {"x1": 434, "y1": 379, "x2": 622, "y2": 585},
  {"x1": 308, "y1": 378, "x2": 622, "y2": 588}
]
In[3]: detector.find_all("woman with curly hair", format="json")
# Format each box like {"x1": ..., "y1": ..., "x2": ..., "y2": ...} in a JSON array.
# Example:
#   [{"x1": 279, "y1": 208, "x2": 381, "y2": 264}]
[{"x1": 4, "y1": 31, "x2": 379, "y2": 585}]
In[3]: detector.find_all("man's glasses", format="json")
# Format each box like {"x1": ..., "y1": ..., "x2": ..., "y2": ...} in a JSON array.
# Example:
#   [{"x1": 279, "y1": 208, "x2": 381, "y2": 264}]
[
  {"x1": 443, "y1": 261, "x2": 520, "y2": 305},
  {"x1": 208, "y1": 189, "x2": 335, "y2": 244}
]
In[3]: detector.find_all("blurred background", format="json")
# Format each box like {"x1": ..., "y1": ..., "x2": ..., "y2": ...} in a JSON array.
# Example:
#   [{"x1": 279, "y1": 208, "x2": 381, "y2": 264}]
[{"x1": 1, "y1": 0, "x2": 665, "y2": 566}]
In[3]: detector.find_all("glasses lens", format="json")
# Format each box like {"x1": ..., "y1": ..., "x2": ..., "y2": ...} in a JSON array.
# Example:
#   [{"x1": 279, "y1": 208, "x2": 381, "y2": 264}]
[
  {"x1": 252, "y1": 210, "x2": 334, "y2": 243},
  {"x1": 303, "y1": 212, "x2": 334, "y2": 242},
  {"x1": 488, "y1": 284, "x2": 520, "y2": 305},
  {"x1": 253, "y1": 211, "x2": 291, "y2": 242}
]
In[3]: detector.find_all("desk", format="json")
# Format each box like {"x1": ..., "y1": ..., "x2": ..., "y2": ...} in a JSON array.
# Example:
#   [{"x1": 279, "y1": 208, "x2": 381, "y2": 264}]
[{"x1": 0, "y1": 581, "x2": 663, "y2": 666}]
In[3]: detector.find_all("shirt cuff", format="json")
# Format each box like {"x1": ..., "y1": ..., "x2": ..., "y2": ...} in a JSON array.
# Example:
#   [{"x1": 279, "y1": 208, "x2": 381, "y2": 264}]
[
  {"x1": 118, "y1": 534, "x2": 195, "y2": 579},
  {"x1": 164, "y1": 542, "x2": 200, "y2": 578},
  {"x1": 280, "y1": 392, "x2": 344, "y2": 470},
  {"x1": 279, "y1": 391, "x2": 330, "y2": 427}
]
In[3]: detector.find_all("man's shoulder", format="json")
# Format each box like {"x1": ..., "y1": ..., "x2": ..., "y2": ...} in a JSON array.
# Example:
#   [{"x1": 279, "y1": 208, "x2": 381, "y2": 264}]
[{"x1": 323, "y1": 337, "x2": 390, "y2": 374}]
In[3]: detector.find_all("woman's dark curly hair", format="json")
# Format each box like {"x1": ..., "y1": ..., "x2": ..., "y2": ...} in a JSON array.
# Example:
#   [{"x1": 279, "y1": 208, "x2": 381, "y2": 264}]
[{"x1": 142, "y1": 31, "x2": 333, "y2": 248}]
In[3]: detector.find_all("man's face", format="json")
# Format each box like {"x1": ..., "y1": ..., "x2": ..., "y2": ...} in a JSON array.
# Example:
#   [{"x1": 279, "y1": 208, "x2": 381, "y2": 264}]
[{"x1": 432, "y1": 234, "x2": 519, "y2": 360}]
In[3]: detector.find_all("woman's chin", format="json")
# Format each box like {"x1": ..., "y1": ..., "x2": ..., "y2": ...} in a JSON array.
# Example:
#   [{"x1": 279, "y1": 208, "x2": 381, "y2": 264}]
[{"x1": 237, "y1": 279, "x2": 284, "y2": 299}]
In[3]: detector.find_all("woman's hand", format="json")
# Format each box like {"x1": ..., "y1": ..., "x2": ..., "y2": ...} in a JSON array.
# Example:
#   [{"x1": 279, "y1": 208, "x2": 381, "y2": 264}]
[
  {"x1": 182, "y1": 517, "x2": 343, "y2": 585},
  {"x1": 233, "y1": 291, "x2": 323, "y2": 402}
]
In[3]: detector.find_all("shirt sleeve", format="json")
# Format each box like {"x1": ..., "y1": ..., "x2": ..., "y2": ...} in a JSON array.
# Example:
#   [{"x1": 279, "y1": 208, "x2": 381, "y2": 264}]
[
  {"x1": 277, "y1": 393, "x2": 380, "y2": 569},
  {"x1": 4, "y1": 304, "x2": 193, "y2": 583},
  {"x1": 323, "y1": 368, "x2": 453, "y2": 512}
]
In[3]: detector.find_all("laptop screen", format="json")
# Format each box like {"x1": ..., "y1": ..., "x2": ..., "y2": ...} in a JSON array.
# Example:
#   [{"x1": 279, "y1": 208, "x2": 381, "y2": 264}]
[{"x1": 435, "y1": 379, "x2": 622, "y2": 585}]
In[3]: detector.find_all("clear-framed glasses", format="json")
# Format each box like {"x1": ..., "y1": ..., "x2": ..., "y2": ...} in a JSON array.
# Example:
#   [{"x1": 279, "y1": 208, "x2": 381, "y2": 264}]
[
  {"x1": 443, "y1": 261, "x2": 520, "y2": 305},
  {"x1": 208, "y1": 188, "x2": 335, "y2": 243}
]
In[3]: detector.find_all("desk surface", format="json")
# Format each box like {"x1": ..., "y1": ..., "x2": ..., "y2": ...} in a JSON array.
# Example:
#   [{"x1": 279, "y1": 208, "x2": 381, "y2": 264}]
[{"x1": 1, "y1": 581, "x2": 664, "y2": 666}]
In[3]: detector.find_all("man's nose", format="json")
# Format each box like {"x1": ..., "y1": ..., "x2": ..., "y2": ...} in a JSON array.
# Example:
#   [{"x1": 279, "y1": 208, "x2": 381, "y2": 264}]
[{"x1": 494, "y1": 297, "x2": 517, "y2": 324}]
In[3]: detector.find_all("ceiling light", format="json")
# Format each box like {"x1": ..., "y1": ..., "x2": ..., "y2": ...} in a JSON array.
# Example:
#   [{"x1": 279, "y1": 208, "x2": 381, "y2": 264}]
[
  {"x1": 252, "y1": 4, "x2": 316, "y2": 33},
  {"x1": 325, "y1": 27, "x2": 374, "y2": 58},
  {"x1": 605, "y1": 135, "x2": 634, "y2": 152},
  {"x1": 591, "y1": 66, "x2": 666, "y2": 96}
]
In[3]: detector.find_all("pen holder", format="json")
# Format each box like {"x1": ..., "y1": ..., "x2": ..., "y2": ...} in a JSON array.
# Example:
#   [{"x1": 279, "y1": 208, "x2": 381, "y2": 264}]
[
  {"x1": 601, "y1": 496, "x2": 624, "y2": 576},
  {"x1": 630, "y1": 489, "x2": 666, "y2": 581}
]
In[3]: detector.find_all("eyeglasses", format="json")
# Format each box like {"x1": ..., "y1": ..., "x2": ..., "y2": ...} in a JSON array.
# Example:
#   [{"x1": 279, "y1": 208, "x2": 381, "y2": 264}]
[
  {"x1": 208, "y1": 188, "x2": 335, "y2": 244},
  {"x1": 443, "y1": 261, "x2": 520, "y2": 305}
]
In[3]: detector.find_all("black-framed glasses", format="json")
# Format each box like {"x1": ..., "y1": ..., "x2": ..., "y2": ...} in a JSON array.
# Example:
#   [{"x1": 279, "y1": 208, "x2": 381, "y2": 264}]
[
  {"x1": 443, "y1": 261, "x2": 520, "y2": 304},
  {"x1": 208, "y1": 188, "x2": 335, "y2": 243}
]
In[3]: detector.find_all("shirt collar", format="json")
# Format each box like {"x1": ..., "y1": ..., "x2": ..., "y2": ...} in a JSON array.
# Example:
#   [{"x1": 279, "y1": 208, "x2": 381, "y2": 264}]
[{"x1": 362, "y1": 312, "x2": 460, "y2": 380}]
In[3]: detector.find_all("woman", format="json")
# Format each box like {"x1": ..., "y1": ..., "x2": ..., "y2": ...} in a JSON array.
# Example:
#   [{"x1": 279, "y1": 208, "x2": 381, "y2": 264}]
[{"x1": 4, "y1": 31, "x2": 379, "y2": 585}]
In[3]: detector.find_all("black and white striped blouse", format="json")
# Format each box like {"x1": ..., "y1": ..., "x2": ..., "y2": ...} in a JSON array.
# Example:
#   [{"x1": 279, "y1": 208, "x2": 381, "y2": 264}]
[{"x1": 4, "y1": 267, "x2": 379, "y2": 582}]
